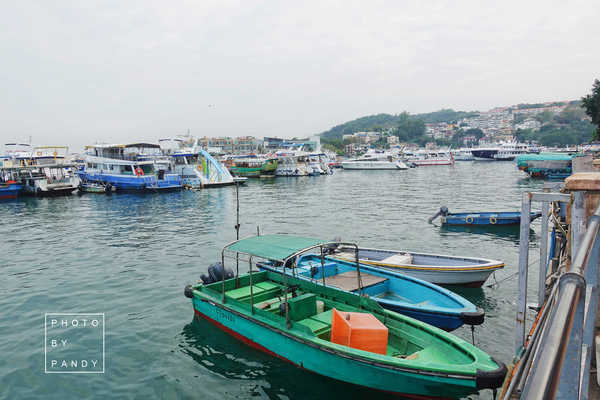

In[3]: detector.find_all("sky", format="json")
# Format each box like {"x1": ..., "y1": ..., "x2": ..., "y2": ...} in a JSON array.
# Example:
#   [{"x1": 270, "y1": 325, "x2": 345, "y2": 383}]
[{"x1": 1, "y1": 0, "x2": 599, "y2": 151}]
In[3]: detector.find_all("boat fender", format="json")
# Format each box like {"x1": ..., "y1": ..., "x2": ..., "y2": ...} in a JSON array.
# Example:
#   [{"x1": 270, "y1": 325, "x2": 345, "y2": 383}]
[
  {"x1": 105, "y1": 183, "x2": 112, "y2": 193},
  {"x1": 279, "y1": 302, "x2": 288, "y2": 316},
  {"x1": 489, "y1": 216, "x2": 497, "y2": 224},
  {"x1": 184, "y1": 285, "x2": 194, "y2": 299},
  {"x1": 475, "y1": 357, "x2": 508, "y2": 390},
  {"x1": 460, "y1": 307, "x2": 485, "y2": 326}
]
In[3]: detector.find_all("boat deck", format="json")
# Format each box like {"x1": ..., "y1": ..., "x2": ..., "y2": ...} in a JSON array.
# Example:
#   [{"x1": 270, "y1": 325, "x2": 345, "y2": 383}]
[{"x1": 323, "y1": 270, "x2": 387, "y2": 292}]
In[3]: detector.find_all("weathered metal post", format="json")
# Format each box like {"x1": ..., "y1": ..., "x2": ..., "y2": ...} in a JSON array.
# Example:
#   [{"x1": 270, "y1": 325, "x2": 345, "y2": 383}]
[
  {"x1": 516, "y1": 192, "x2": 532, "y2": 353},
  {"x1": 571, "y1": 191, "x2": 587, "y2": 259},
  {"x1": 538, "y1": 201, "x2": 549, "y2": 307}
]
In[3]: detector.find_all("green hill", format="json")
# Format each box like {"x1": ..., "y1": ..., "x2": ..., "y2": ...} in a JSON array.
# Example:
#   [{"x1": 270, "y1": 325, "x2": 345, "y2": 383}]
[{"x1": 319, "y1": 109, "x2": 479, "y2": 140}]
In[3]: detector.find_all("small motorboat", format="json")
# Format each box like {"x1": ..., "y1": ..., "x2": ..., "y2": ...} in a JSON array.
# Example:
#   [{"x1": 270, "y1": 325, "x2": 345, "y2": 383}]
[
  {"x1": 261, "y1": 253, "x2": 485, "y2": 331},
  {"x1": 0, "y1": 180, "x2": 22, "y2": 200},
  {"x1": 184, "y1": 234, "x2": 506, "y2": 398},
  {"x1": 429, "y1": 206, "x2": 542, "y2": 226},
  {"x1": 78, "y1": 182, "x2": 115, "y2": 194},
  {"x1": 329, "y1": 245, "x2": 504, "y2": 287}
]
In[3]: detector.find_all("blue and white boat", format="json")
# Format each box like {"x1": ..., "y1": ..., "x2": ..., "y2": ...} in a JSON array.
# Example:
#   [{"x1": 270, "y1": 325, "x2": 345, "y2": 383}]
[
  {"x1": 159, "y1": 138, "x2": 234, "y2": 188},
  {"x1": 80, "y1": 143, "x2": 182, "y2": 192},
  {"x1": 430, "y1": 206, "x2": 542, "y2": 226},
  {"x1": 259, "y1": 252, "x2": 484, "y2": 331}
]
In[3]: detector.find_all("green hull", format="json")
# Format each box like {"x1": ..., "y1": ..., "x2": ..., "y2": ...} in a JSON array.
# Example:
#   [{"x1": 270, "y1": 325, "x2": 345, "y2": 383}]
[
  {"x1": 187, "y1": 271, "x2": 505, "y2": 398},
  {"x1": 231, "y1": 158, "x2": 278, "y2": 177}
]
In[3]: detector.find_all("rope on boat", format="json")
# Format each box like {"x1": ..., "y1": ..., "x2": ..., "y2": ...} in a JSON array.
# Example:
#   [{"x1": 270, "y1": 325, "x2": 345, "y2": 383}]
[{"x1": 486, "y1": 258, "x2": 540, "y2": 288}]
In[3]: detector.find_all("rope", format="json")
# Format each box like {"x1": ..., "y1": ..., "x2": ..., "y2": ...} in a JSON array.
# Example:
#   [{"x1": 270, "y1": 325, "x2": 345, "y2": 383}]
[{"x1": 486, "y1": 258, "x2": 540, "y2": 288}]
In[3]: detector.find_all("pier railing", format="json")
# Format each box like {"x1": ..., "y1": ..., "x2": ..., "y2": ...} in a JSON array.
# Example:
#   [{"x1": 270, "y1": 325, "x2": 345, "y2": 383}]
[{"x1": 505, "y1": 189, "x2": 600, "y2": 399}]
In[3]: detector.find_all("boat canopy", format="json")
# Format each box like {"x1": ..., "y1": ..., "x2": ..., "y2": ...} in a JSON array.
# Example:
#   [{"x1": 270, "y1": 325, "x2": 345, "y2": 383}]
[{"x1": 225, "y1": 234, "x2": 332, "y2": 262}]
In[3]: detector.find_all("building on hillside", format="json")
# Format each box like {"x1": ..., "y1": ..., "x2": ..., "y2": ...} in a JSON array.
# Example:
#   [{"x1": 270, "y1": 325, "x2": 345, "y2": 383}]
[{"x1": 387, "y1": 136, "x2": 399, "y2": 145}]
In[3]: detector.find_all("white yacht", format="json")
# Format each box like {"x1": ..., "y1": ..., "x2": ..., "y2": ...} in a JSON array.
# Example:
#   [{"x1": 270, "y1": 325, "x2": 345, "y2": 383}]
[
  {"x1": 274, "y1": 151, "x2": 311, "y2": 176},
  {"x1": 342, "y1": 149, "x2": 408, "y2": 170},
  {"x1": 404, "y1": 150, "x2": 454, "y2": 166},
  {"x1": 471, "y1": 142, "x2": 531, "y2": 161}
]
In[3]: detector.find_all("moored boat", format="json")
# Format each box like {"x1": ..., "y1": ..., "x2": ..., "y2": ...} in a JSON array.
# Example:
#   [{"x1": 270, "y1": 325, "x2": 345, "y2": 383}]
[
  {"x1": 184, "y1": 235, "x2": 506, "y2": 398},
  {"x1": 329, "y1": 245, "x2": 504, "y2": 287},
  {"x1": 342, "y1": 149, "x2": 408, "y2": 170},
  {"x1": 80, "y1": 143, "x2": 182, "y2": 192},
  {"x1": 78, "y1": 181, "x2": 115, "y2": 194},
  {"x1": 230, "y1": 156, "x2": 278, "y2": 177},
  {"x1": 516, "y1": 152, "x2": 574, "y2": 179},
  {"x1": 0, "y1": 180, "x2": 22, "y2": 200},
  {"x1": 405, "y1": 150, "x2": 454, "y2": 166},
  {"x1": 260, "y1": 252, "x2": 485, "y2": 330},
  {"x1": 429, "y1": 206, "x2": 542, "y2": 226}
]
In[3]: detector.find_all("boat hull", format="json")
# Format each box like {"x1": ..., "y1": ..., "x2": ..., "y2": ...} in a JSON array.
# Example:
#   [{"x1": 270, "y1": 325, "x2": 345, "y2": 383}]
[
  {"x1": 332, "y1": 247, "x2": 504, "y2": 287},
  {"x1": 0, "y1": 183, "x2": 22, "y2": 199},
  {"x1": 261, "y1": 256, "x2": 483, "y2": 330},
  {"x1": 341, "y1": 161, "x2": 406, "y2": 170},
  {"x1": 441, "y1": 212, "x2": 542, "y2": 226},
  {"x1": 191, "y1": 298, "x2": 481, "y2": 398}
]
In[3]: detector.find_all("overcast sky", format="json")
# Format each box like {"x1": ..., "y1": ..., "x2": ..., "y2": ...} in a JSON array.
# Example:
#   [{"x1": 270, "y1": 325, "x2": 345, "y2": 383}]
[{"x1": 1, "y1": 1, "x2": 599, "y2": 151}]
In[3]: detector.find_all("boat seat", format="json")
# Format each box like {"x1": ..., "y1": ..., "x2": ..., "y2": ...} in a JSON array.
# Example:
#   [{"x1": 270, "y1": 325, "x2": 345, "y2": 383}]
[
  {"x1": 297, "y1": 309, "x2": 333, "y2": 336},
  {"x1": 380, "y1": 253, "x2": 413, "y2": 265},
  {"x1": 225, "y1": 282, "x2": 282, "y2": 303}
]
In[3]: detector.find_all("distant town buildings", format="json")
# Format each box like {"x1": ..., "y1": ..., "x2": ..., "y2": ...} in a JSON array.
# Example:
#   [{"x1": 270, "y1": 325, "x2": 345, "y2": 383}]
[{"x1": 342, "y1": 131, "x2": 381, "y2": 144}]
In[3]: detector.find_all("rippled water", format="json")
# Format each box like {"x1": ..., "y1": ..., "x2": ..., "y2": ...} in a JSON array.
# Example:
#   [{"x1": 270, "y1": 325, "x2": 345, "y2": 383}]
[{"x1": 0, "y1": 162, "x2": 545, "y2": 399}]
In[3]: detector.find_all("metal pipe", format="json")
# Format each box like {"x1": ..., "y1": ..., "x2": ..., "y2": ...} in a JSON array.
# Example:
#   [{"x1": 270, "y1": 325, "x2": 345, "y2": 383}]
[
  {"x1": 539, "y1": 201, "x2": 549, "y2": 307},
  {"x1": 221, "y1": 251, "x2": 226, "y2": 303},
  {"x1": 354, "y1": 244, "x2": 362, "y2": 297},
  {"x1": 283, "y1": 258, "x2": 289, "y2": 329},
  {"x1": 320, "y1": 246, "x2": 326, "y2": 287},
  {"x1": 516, "y1": 192, "x2": 532, "y2": 353},
  {"x1": 249, "y1": 256, "x2": 254, "y2": 314},
  {"x1": 521, "y1": 273, "x2": 584, "y2": 399},
  {"x1": 571, "y1": 191, "x2": 586, "y2": 262}
]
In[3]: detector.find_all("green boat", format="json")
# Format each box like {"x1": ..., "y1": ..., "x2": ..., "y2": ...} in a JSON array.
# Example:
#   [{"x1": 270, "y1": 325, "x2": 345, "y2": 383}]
[
  {"x1": 230, "y1": 157, "x2": 278, "y2": 177},
  {"x1": 184, "y1": 235, "x2": 506, "y2": 398}
]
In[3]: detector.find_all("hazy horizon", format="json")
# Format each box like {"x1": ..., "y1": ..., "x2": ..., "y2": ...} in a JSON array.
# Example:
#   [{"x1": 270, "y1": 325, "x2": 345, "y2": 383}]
[{"x1": 2, "y1": 1, "x2": 598, "y2": 151}]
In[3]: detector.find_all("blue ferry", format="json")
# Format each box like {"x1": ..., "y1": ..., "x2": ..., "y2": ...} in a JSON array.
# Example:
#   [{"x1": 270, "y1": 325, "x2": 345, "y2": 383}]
[{"x1": 80, "y1": 143, "x2": 182, "y2": 192}]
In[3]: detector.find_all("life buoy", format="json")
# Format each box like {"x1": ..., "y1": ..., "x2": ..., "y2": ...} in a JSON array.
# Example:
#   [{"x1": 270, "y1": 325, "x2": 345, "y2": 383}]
[
  {"x1": 490, "y1": 216, "x2": 497, "y2": 224},
  {"x1": 135, "y1": 167, "x2": 144, "y2": 176},
  {"x1": 466, "y1": 216, "x2": 474, "y2": 224}
]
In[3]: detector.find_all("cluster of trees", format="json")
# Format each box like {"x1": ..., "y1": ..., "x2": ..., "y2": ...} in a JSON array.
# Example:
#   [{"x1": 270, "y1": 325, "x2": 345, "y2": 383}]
[
  {"x1": 319, "y1": 109, "x2": 478, "y2": 152},
  {"x1": 514, "y1": 105, "x2": 595, "y2": 146}
]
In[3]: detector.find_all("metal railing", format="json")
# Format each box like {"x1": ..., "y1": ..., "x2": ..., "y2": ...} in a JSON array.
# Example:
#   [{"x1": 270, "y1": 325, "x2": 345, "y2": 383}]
[{"x1": 506, "y1": 191, "x2": 600, "y2": 399}]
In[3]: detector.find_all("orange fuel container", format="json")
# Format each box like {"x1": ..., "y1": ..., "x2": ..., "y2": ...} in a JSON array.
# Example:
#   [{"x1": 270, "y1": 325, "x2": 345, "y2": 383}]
[{"x1": 330, "y1": 308, "x2": 388, "y2": 355}]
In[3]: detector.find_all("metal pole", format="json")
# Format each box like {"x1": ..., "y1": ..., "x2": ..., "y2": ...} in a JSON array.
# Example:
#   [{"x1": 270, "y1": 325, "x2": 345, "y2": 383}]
[
  {"x1": 572, "y1": 191, "x2": 586, "y2": 260},
  {"x1": 283, "y1": 259, "x2": 289, "y2": 329},
  {"x1": 221, "y1": 252, "x2": 226, "y2": 303},
  {"x1": 235, "y1": 181, "x2": 240, "y2": 288},
  {"x1": 249, "y1": 256, "x2": 254, "y2": 314},
  {"x1": 320, "y1": 246, "x2": 325, "y2": 287},
  {"x1": 538, "y1": 201, "x2": 549, "y2": 307},
  {"x1": 516, "y1": 192, "x2": 532, "y2": 353},
  {"x1": 355, "y1": 245, "x2": 362, "y2": 299}
]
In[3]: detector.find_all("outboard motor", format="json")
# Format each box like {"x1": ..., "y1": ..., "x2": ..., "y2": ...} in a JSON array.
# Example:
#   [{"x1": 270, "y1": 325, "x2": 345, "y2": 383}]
[
  {"x1": 201, "y1": 262, "x2": 234, "y2": 284},
  {"x1": 428, "y1": 206, "x2": 449, "y2": 223},
  {"x1": 323, "y1": 236, "x2": 342, "y2": 255}
]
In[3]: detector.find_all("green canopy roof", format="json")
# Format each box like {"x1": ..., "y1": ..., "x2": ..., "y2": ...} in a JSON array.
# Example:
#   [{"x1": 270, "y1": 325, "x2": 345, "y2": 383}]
[{"x1": 225, "y1": 234, "x2": 328, "y2": 261}]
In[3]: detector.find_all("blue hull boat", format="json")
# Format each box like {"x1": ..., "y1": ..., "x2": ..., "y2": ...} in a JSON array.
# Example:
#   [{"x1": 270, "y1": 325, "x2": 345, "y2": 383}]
[
  {"x1": 0, "y1": 182, "x2": 22, "y2": 200},
  {"x1": 260, "y1": 254, "x2": 484, "y2": 331},
  {"x1": 430, "y1": 207, "x2": 542, "y2": 226}
]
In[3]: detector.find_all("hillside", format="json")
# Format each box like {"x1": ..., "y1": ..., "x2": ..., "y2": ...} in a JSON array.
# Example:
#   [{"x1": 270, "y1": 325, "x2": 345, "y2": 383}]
[{"x1": 319, "y1": 109, "x2": 479, "y2": 140}]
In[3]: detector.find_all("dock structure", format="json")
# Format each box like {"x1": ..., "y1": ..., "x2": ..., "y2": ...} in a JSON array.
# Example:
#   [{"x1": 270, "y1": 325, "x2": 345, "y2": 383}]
[{"x1": 502, "y1": 173, "x2": 600, "y2": 399}]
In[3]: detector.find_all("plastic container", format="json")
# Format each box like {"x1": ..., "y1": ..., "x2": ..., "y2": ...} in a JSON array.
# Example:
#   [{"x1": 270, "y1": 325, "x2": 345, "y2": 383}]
[{"x1": 330, "y1": 308, "x2": 388, "y2": 355}]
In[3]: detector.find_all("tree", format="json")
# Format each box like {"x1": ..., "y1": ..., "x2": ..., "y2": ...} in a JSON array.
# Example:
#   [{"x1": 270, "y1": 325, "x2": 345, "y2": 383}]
[
  {"x1": 582, "y1": 79, "x2": 600, "y2": 141},
  {"x1": 465, "y1": 128, "x2": 484, "y2": 141}
]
